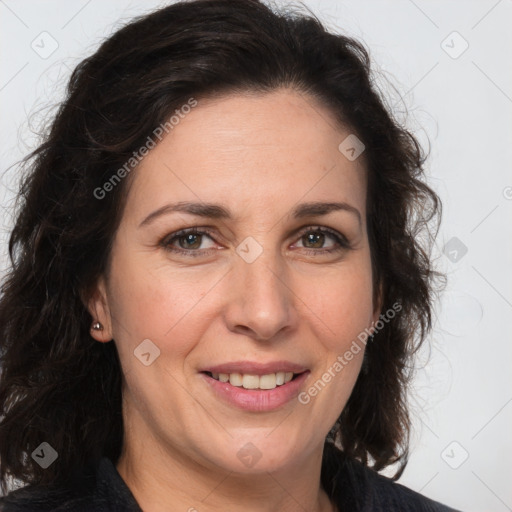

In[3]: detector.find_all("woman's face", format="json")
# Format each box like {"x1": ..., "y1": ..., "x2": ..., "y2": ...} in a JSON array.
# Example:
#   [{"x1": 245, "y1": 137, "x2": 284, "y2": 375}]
[{"x1": 90, "y1": 89, "x2": 381, "y2": 474}]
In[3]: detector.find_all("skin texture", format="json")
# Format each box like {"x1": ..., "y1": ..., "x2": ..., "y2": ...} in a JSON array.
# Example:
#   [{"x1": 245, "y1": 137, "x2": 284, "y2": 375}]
[{"x1": 88, "y1": 89, "x2": 382, "y2": 512}]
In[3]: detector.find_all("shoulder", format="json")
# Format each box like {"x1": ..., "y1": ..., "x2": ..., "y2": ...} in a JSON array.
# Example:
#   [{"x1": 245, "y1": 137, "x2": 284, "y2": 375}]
[
  {"x1": 359, "y1": 464, "x2": 461, "y2": 512},
  {"x1": 0, "y1": 457, "x2": 141, "y2": 512},
  {"x1": 0, "y1": 484, "x2": 92, "y2": 512},
  {"x1": 323, "y1": 443, "x2": 462, "y2": 512}
]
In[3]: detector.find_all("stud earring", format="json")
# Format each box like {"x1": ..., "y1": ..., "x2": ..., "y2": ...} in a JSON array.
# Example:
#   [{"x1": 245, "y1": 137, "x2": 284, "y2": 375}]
[{"x1": 91, "y1": 321, "x2": 104, "y2": 331}]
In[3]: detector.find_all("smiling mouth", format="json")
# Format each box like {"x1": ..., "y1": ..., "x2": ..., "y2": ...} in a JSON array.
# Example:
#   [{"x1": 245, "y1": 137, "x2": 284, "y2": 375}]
[{"x1": 202, "y1": 371, "x2": 304, "y2": 390}]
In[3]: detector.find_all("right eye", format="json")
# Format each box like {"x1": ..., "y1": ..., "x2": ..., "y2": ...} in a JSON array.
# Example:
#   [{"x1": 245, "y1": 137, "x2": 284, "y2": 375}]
[{"x1": 160, "y1": 227, "x2": 218, "y2": 257}]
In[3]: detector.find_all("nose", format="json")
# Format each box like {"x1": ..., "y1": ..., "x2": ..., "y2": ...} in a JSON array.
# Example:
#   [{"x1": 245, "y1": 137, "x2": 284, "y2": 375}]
[{"x1": 223, "y1": 246, "x2": 296, "y2": 341}]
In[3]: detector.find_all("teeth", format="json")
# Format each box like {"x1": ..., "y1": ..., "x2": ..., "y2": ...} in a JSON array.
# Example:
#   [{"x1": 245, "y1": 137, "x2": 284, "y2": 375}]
[
  {"x1": 259, "y1": 373, "x2": 276, "y2": 389},
  {"x1": 211, "y1": 371, "x2": 297, "y2": 389},
  {"x1": 242, "y1": 374, "x2": 260, "y2": 389},
  {"x1": 229, "y1": 373, "x2": 243, "y2": 387}
]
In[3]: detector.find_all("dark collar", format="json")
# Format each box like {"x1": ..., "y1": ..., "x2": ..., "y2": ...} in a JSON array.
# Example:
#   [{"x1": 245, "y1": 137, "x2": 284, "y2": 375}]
[{"x1": 91, "y1": 458, "x2": 142, "y2": 512}]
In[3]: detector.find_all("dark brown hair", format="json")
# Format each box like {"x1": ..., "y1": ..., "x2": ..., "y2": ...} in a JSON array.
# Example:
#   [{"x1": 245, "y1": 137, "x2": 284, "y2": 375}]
[{"x1": 0, "y1": 0, "x2": 444, "y2": 494}]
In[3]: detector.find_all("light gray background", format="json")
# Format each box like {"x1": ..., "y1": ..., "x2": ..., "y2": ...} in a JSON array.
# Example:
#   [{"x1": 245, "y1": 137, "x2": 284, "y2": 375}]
[{"x1": 1, "y1": 1, "x2": 511, "y2": 511}]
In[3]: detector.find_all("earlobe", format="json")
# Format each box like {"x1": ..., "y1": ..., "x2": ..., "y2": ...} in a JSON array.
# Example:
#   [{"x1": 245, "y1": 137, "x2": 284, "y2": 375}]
[{"x1": 85, "y1": 276, "x2": 113, "y2": 343}]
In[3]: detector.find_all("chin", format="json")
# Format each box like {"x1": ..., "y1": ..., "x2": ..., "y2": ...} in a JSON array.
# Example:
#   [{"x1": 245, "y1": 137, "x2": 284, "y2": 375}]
[{"x1": 200, "y1": 429, "x2": 312, "y2": 474}]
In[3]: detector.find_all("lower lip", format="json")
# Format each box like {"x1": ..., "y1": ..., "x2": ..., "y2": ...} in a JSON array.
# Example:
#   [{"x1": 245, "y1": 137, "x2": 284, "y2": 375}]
[{"x1": 200, "y1": 371, "x2": 310, "y2": 412}]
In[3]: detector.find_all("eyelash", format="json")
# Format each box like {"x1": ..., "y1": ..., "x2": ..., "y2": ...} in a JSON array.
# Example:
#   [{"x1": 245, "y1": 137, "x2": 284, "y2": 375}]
[{"x1": 159, "y1": 226, "x2": 351, "y2": 258}]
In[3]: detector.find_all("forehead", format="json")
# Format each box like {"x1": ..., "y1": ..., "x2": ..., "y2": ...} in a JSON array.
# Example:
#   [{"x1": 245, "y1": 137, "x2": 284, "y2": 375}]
[{"x1": 125, "y1": 89, "x2": 367, "y2": 222}]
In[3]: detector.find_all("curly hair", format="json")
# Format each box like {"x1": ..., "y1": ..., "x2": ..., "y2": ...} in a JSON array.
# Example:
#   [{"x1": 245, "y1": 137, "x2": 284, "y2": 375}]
[{"x1": 0, "y1": 0, "x2": 445, "y2": 494}]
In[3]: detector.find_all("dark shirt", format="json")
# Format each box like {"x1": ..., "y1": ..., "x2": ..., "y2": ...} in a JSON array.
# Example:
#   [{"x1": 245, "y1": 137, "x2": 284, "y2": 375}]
[{"x1": 0, "y1": 445, "x2": 461, "y2": 511}]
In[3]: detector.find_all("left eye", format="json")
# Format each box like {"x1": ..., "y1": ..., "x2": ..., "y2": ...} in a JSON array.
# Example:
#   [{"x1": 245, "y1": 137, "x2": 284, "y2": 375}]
[{"x1": 295, "y1": 229, "x2": 343, "y2": 250}]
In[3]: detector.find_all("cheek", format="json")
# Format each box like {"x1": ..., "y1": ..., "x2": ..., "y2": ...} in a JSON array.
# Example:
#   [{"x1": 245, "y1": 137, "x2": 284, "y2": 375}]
[
  {"x1": 107, "y1": 251, "x2": 219, "y2": 362},
  {"x1": 295, "y1": 260, "x2": 374, "y2": 351}
]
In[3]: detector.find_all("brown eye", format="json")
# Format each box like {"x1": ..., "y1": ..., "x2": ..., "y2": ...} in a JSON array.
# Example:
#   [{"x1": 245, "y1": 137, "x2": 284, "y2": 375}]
[
  {"x1": 295, "y1": 227, "x2": 350, "y2": 254},
  {"x1": 161, "y1": 228, "x2": 217, "y2": 257},
  {"x1": 302, "y1": 232, "x2": 327, "y2": 249},
  {"x1": 177, "y1": 233, "x2": 203, "y2": 250}
]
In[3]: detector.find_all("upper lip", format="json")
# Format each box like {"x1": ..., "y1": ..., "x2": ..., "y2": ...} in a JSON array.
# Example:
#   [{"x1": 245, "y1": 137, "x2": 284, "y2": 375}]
[{"x1": 201, "y1": 361, "x2": 308, "y2": 375}]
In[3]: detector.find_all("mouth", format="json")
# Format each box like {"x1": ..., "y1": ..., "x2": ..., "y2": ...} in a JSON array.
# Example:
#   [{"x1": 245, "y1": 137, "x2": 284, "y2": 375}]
[
  {"x1": 199, "y1": 362, "x2": 310, "y2": 412},
  {"x1": 201, "y1": 370, "x2": 305, "y2": 391}
]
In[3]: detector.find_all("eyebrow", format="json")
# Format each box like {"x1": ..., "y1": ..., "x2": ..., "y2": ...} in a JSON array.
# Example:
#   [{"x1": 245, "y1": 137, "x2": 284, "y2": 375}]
[{"x1": 138, "y1": 200, "x2": 362, "y2": 228}]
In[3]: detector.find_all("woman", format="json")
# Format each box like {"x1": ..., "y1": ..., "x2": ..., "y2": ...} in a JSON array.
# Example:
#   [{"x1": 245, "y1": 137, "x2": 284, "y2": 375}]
[{"x1": 0, "y1": 0, "x2": 458, "y2": 510}]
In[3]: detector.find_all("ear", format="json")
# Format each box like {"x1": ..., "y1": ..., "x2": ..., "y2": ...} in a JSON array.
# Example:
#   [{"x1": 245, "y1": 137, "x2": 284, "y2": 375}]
[{"x1": 85, "y1": 276, "x2": 113, "y2": 343}]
